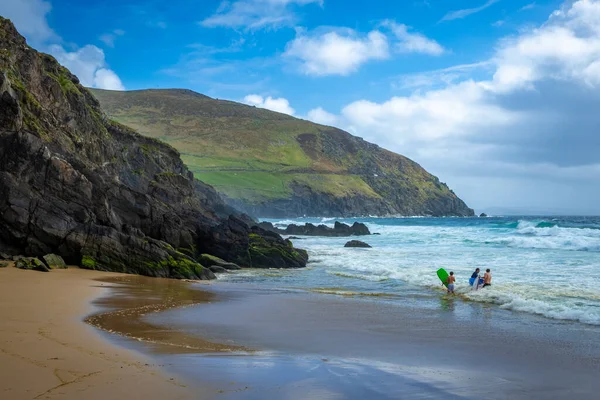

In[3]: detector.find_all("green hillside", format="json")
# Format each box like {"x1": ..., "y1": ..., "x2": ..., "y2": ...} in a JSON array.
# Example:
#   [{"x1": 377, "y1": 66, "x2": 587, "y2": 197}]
[{"x1": 90, "y1": 88, "x2": 473, "y2": 217}]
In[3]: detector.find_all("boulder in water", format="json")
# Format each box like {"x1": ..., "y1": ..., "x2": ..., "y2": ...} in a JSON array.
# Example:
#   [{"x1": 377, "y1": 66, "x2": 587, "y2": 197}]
[{"x1": 344, "y1": 240, "x2": 372, "y2": 248}]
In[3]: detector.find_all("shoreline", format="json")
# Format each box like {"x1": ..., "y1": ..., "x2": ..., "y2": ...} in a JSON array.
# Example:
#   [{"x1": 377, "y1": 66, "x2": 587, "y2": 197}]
[
  {"x1": 85, "y1": 274, "x2": 247, "y2": 354},
  {"x1": 0, "y1": 266, "x2": 202, "y2": 400}
]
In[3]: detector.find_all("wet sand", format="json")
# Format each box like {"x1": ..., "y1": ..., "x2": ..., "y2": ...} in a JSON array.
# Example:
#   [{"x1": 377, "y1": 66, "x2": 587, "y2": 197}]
[
  {"x1": 147, "y1": 284, "x2": 600, "y2": 399},
  {"x1": 0, "y1": 266, "x2": 202, "y2": 400}
]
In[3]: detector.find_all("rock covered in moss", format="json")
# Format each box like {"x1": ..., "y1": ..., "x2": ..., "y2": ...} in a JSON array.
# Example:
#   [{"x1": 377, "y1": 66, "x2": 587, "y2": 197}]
[
  {"x1": 43, "y1": 254, "x2": 67, "y2": 269},
  {"x1": 198, "y1": 254, "x2": 241, "y2": 270},
  {"x1": 16, "y1": 257, "x2": 49, "y2": 272},
  {"x1": 197, "y1": 216, "x2": 308, "y2": 269}
]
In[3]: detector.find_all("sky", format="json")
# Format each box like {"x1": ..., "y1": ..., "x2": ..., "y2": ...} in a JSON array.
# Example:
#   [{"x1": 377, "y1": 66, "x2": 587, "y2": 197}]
[{"x1": 2, "y1": 0, "x2": 600, "y2": 214}]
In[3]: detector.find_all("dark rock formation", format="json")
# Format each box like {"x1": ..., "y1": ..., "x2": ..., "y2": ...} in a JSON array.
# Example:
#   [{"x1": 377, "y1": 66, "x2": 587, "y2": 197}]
[
  {"x1": 0, "y1": 252, "x2": 10, "y2": 260},
  {"x1": 42, "y1": 254, "x2": 67, "y2": 269},
  {"x1": 479, "y1": 213, "x2": 488, "y2": 217},
  {"x1": 15, "y1": 257, "x2": 49, "y2": 272},
  {"x1": 344, "y1": 240, "x2": 372, "y2": 248},
  {"x1": 198, "y1": 253, "x2": 241, "y2": 270},
  {"x1": 208, "y1": 265, "x2": 228, "y2": 274},
  {"x1": 258, "y1": 221, "x2": 371, "y2": 237},
  {"x1": 0, "y1": 18, "x2": 307, "y2": 280},
  {"x1": 197, "y1": 216, "x2": 308, "y2": 269}
]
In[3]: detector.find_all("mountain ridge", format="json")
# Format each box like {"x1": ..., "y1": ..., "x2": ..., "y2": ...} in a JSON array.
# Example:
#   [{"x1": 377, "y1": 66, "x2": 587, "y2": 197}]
[{"x1": 91, "y1": 88, "x2": 474, "y2": 217}]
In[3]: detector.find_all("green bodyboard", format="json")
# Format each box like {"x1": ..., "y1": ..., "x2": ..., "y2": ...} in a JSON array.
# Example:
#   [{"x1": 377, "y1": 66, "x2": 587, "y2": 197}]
[{"x1": 437, "y1": 268, "x2": 449, "y2": 287}]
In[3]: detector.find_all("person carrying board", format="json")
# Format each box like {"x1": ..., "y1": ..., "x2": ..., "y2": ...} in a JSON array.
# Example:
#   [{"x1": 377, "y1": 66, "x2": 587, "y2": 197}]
[{"x1": 469, "y1": 268, "x2": 480, "y2": 289}]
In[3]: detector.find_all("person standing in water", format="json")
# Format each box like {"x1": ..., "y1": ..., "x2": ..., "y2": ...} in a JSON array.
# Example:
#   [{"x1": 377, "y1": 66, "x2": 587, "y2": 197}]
[
  {"x1": 483, "y1": 269, "x2": 492, "y2": 287},
  {"x1": 469, "y1": 268, "x2": 480, "y2": 287},
  {"x1": 446, "y1": 272, "x2": 456, "y2": 294}
]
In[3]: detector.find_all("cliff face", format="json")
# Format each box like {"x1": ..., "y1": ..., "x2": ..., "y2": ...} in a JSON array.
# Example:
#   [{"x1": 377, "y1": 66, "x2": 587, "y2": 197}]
[
  {"x1": 0, "y1": 17, "x2": 307, "y2": 278},
  {"x1": 90, "y1": 89, "x2": 474, "y2": 217}
]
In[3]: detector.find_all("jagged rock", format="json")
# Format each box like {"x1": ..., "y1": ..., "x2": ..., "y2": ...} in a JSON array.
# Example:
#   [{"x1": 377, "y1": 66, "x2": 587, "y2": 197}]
[
  {"x1": 197, "y1": 216, "x2": 308, "y2": 269},
  {"x1": 208, "y1": 265, "x2": 228, "y2": 274},
  {"x1": 0, "y1": 252, "x2": 10, "y2": 260},
  {"x1": 198, "y1": 254, "x2": 241, "y2": 270},
  {"x1": 0, "y1": 18, "x2": 308, "y2": 281},
  {"x1": 43, "y1": 254, "x2": 67, "y2": 269},
  {"x1": 480, "y1": 213, "x2": 488, "y2": 217},
  {"x1": 15, "y1": 257, "x2": 49, "y2": 272},
  {"x1": 12, "y1": 255, "x2": 23, "y2": 262},
  {"x1": 258, "y1": 221, "x2": 371, "y2": 237},
  {"x1": 344, "y1": 240, "x2": 372, "y2": 248}
]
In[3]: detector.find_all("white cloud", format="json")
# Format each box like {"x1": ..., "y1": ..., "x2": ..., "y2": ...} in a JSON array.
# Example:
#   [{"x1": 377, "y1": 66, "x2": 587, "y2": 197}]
[
  {"x1": 440, "y1": 0, "x2": 500, "y2": 22},
  {"x1": 49, "y1": 45, "x2": 125, "y2": 90},
  {"x1": 306, "y1": 107, "x2": 338, "y2": 125},
  {"x1": 93, "y1": 68, "x2": 126, "y2": 91},
  {"x1": 0, "y1": 0, "x2": 56, "y2": 44},
  {"x1": 284, "y1": 29, "x2": 389, "y2": 76},
  {"x1": 520, "y1": 2, "x2": 536, "y2": 11},
  {"x1": 201, "y1": 0, "x2": 322, "y2": 30},
  {"x1": 383, "y1": 20, "x2": 445, "y2": 55},
  {"x1": 305, "y1": 0, "x2": 600, "y2": 212},
  {"x1": 243, "y1": 94, "x2": 295, "y2": 115},
  {"x1": 99, "y1": 29, "x2": 125, "y2": 48}
]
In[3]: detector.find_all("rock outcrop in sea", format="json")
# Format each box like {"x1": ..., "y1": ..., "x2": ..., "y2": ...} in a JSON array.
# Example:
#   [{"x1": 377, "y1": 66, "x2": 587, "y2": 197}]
[
  {"x1": 344, "y1": 240, "x2": 372, "y2": 248},
  {"x1": 0, "y1": 18, "x2": 307, "y2": 279},
  {"x1": 258, "y1": 221, "x2": 371, "y2": 237}
]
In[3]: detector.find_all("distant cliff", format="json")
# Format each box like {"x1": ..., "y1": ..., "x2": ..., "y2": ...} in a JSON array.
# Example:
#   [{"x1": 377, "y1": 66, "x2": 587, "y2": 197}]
[
  {"x1": 91, "y1": 89, "x2": 474, "y2": 217},
  {"x1": 0, "y1": 17, "x2": 307, "y2": 278}
]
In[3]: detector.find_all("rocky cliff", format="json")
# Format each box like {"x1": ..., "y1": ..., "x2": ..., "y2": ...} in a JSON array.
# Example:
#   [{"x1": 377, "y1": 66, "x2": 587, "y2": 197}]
[
  {"x1": 0, "y1": 17, "x2": 307, "y2": 279},
  {"x1": 90, "y1": 89, "x2": 474, "y2": 217}
]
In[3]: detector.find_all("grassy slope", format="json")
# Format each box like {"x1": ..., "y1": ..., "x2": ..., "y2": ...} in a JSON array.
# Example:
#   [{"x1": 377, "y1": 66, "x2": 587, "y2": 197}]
[{"x1": 90, "y1": 88, "x2": 471, "y2": 215}]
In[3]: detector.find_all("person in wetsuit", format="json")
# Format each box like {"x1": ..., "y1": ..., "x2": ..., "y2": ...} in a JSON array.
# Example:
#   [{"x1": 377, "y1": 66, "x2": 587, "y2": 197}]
[{"x1": 469, "y1": 268, "x2": 480, "y2": 287}]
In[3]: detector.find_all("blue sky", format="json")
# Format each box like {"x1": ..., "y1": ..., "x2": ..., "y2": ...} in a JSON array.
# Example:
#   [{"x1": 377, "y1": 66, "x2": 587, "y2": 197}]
[{"x1": 4, "y1": 0, "x2": 600, "y2": 214}]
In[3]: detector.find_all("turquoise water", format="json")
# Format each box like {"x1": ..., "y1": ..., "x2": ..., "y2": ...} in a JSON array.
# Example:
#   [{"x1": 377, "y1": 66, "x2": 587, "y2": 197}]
[{"x1": 219, "y1": 216, "x2": 600, "y2": 325}]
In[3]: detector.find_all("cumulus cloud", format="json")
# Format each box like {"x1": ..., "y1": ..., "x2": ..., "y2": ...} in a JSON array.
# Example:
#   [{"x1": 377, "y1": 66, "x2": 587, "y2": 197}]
[
  {"x1": 383, "y1": 20, "x2": 445, "y2": 55},
  {"x1": 0, "y1": 0, "x2": 56, "y2": 44},
  {"x1": 201, "y1": 0, "x2": 322, "y2": 30},
  {"x1": 284, "y1": 29, "x2": 389, "y2": 76},
  {"x1": 440, "y1": 0, "x2": 500, "y2": 22},
  {"x1": 49, "y1": 45, "x2": 125, "y2": 90},
  {"x1": 306, "y1": 107, "x2": 338, "y2": 125},
  {"x1": 309, "y1": 0, "x2": 600, "y2": 212},
  {"x1": 243, "y1": 94, "x2": 295, "y2": 115}
]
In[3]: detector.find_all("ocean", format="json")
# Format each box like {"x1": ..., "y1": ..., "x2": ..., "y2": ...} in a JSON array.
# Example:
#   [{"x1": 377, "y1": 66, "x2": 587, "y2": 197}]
[
  {"x1": 118, "y1": 215, "x2": 600, "y2": 399},
  {"x1": 218, "y1": 216, "x2": 600, "y2": 326}
]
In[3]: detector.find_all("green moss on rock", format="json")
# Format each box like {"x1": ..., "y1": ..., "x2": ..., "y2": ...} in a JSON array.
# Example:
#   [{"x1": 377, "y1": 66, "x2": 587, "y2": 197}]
[{"x1": 81, "y1": 255, "x2": 97, "y2": 270}]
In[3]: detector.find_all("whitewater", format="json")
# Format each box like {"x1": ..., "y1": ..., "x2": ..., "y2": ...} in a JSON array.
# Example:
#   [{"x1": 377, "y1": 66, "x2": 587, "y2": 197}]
[{"x1": 219, "y1": 216, "x2": 600, "y2": 326}]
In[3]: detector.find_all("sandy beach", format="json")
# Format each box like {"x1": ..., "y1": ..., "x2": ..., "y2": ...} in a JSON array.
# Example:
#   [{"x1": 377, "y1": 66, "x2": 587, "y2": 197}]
[
  {"x1": 2, "y1": 262, "x2": 600, "y2": 399},
  {"x1": 0, "y1": 266, "x2": 198, "y2": 400}
]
